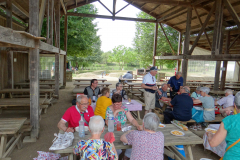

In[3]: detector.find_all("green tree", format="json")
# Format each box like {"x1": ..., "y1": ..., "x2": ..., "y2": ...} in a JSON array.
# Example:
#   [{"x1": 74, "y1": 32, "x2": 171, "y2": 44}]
[
  {"x1": 41, "y1": 4, "x2": 101, "y2": 57},
  {"x1": 134, "y1": 12, "x2": 179, "y2": 69}
]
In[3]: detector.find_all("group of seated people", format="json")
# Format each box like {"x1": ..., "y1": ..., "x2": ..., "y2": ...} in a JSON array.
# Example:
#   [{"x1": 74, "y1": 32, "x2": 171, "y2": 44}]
[{"x1": 57, "y1": 78, "x2": 239, "y2": 160}]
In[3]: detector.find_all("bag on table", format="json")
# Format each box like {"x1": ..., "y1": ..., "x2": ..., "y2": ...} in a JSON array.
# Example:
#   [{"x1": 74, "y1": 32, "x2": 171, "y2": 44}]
[{"x1": 192, "y1": 107, "x2": 204, "y2": 123}]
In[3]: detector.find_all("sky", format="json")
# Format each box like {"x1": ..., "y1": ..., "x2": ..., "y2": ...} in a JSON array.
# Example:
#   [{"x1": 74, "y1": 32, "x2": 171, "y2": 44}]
[{"x1": 91, "y1": 0, "x2": 141, "y2": 52}]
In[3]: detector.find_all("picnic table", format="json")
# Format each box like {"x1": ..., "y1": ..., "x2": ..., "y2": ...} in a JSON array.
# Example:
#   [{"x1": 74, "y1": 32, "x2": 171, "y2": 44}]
[
  {"x1": 53, "y1": 124, "x2": 203, "y2": 160},
  {"x1": 0, "y1": 89, "x2": 55, "y2": 99},
  {"x1": 14, "y1": 82, "x2": 60, "y2": 89},
  {"x1": 122, "y1": 100, "x2": 142, "y2": 120},
  {"x1": 126, "y1": 82, "x2": 162, "y2": 92},
  {"x1": 25, "y1": 79, "x2": 55, "y2": 82},
  {"x1": 74, "y1": 79, "x2": 107, "y2": 83},
  {"x1": 73, "y1": 82, "x2": 112, "y2": 88},
  {"x1": 0, "y1": 118, "x2": 27, "y2": 159},
  {"x1": 0, "y1": 98, "x2": 52, "y2": 114},
  {"x1": 119, "y1": 78, "x2": 143, "y2": 84},
  {"x1": 209, "y1": 90, "x2": 239, "y2": 95}
]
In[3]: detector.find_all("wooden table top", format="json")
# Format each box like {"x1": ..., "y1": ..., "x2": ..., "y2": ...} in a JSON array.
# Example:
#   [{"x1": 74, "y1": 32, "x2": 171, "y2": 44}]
[
  {"x1": 73, "y1": 82, "x2": 112, "y2": 86},
  {"x1": 119, "y1": 79, "x2": 143, "y2": 81},
  {"x1": 210, "y1": 90, "x2": 239, "y2": 95},
  {"x1": 0, "y1": 89, "x2": 54, "y2": 93},
  {"x1": 15, "y1": 82, "x2": 58, "y2": 85},
  {"x1": 0, "y1": 118, "x2": 27, "y2": 134},
  {"x1": 134, "y1": 99, "x2": 145, "y2": 107},
  {"x1": 53, "y1": 124, "x2": 203, "y2": 154},
  {"x1": 127, "y1": 82, "x2": 163, "y2": 86},
  {"x1": 0, "y1": 98, "x2": 46, "y2": 107},
  {"x1": 25, "y1": 79, "x2": 55, "y2": 82},
  {"x1": 74, "y1": 79, "x2": 107, "y2": 82}
]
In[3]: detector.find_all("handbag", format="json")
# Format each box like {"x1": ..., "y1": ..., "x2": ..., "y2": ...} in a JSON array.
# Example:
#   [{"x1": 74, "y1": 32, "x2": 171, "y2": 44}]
[
  {"x1": 192, "y1": 107, "x2": 204, "y2": 123},
  {"x1": 220, "y1": 138, "x2": 240, "y2": 160}
]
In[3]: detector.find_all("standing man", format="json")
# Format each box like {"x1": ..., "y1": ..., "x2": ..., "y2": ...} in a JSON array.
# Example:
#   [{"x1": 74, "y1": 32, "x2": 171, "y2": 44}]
[
  {"x1": 84, "y1": 79, "x2": 101, "y2": 102},
  {"x1": 167, "y1": 72, "x2": 183, "y2": 99},
  {"x1": 141, "y1": 66, "x2": 162, "y2": 115}
]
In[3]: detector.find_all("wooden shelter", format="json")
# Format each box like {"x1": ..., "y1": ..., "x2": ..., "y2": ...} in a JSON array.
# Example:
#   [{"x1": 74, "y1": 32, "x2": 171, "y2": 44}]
[{"x1": 0, "y1": 0, "x2": 240, "y2": 139}]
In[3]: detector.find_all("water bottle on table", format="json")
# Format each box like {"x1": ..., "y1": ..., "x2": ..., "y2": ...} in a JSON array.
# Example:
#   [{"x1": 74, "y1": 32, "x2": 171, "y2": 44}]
[
  {"x1": 108, "y1": 112, "x2": 114, "y2": 132},
  {"x1": 79, "y1": 118, "x2": 85, "y2": 138}
]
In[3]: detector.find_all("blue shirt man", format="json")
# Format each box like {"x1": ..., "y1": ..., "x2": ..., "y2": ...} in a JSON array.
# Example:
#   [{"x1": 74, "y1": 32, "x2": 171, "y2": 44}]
[
  {"x1": 122, "y1": 71, "x2": 133, "y2": 83},
  {"x1": 163, "y1": 86, "x2": 193, "y2": 124},
  {"x1": 167, "y1": 72, "x2": 183, "y2": 99}
]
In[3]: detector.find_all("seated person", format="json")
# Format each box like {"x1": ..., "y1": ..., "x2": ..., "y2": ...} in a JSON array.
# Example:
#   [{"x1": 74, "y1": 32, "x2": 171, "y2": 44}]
[
  {"x1": 163, "y1": 86, "x2": 193, "y2": 124},
  {"x1": 105, "y1": 94, "x2": 142, "y2": 159},
  {"x1": 191, "y1": 86, "x2": 201, "y2": 99},
  {"x1": 155, "y1": 83, "x2": 171, "y2": 109},
  {"x1": 167, "y1": 72, "x2": 183, "y2": 99},
  {"x1": 122, "y1": 71, "x2": 133, "y2": 83},
  {"x1": 193, "y1": 87, "x2": 215, "y2": 130},
  {"x1": 94, "y1": 87, "x2": 112, "y2": 120},
  {"x1": 57, "y1": 95, "x2": 94, "y2": 132},
  {"x1": 73, "y1": 116, "x2": 117, "y2": 160},
  {"x1": 84, "y1": 79, "x2": 101, "y2": 102},
  {"x1": 120, "y1": 113, "x2": 164, "y2": 160},
  {"x1": 111, "y1": 82, "x2": 128, "y2": 100},
  {"x1": 214, "y1": 89, "x2": 234, "y2": 117}
]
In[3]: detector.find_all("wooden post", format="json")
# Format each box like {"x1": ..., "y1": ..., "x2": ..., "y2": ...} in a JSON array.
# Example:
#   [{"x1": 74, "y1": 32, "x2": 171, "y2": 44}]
[
  {"x1": 48, "y1": 0, "x2": 53, "y2": 45},
  {"x1": 177, "y1": 32, "x2": 182, "y2": 71},
  {"x1": 212, "y1": 0, "x2": 224, "y2": 90},
  {"x1": 182, "y1": 7, "x2": 192, "y2": 85},
  {"x1": 29, "y1": 0, "x2": 40, "y2": 138},
  {"x1": 39, "y1": 0, "x2": 46, "y2": 35},
  {"x1": 152, "y1": 23, "x2": 158, "y2": 66},
  {"x1": 63, "y1": 8, "x2": 68, "y2": 87},
  {"x1": 220, "y1": 31, "x2": 230, "y2": 90},
  {"x1": 46, "y1": 0, "x2": 49, "y2": 41},
  {"x1": 55, "y1": 0, "x2": 60, "y2": 98},
  {"x1": 6, "y1": 0, "x2": 12, "y2": 28}
]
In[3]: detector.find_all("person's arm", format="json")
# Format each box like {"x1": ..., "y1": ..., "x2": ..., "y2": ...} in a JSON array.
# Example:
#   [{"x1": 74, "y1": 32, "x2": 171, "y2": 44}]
[
  {"x1": 214, "y1": 101, "x2": 219, "y2": 106},
  {"x1": 161, "y1": 96, "x2": 171, "y2": 101},
  {"x1": 57, "y1": 120, "x2": 74, "y2": 132},
  {"x1": 193, "y1": 99, "x2": 202, "y2": 104},
  {"x1": 111, "y1": 142, "x2": 118, "y2": 160},
  {"x1": 167, "y1": 78, "x2": 173, "y2": 91},
  {"x1": 207, "y1": 122, "x2": 227, "y2": 147},
  {"x1": 120, "y1": 130, "x2": 134, "y2": 143},
  {"x1": 141, "y1": 83, "x2": 157, "y2": 90},
  {"x1": 126, "y1": 111, "x2": 142, "y2": 130},
  {"x1": 83, "y1": 88, "x2": 88, "y2": 95}
]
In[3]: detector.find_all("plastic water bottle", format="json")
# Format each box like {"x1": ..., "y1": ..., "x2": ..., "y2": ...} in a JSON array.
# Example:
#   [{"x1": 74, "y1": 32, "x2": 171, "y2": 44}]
[
  {"x1": 79, "y1": 119, "x2": 85, "y2": 138},
  {"x1": 108, "y1": 113, "x2": 114, "y2": 132}
]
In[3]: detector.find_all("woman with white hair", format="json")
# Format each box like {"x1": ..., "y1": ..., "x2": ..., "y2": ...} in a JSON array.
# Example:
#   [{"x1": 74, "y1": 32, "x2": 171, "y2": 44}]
[
  {"x1": 193, "y1": 87, "x2": 215, "y2": 130},
  {"x1": 191, "y1": 86, "x2": 201, "y2": 99},
  {"x1": 73, "y1": 116, "x2": 117, "y2": 160},
  {"x1": 120, "y1": 113, "x2": 164, "y2": 160},
  {"x1": 207, "y1": 91, "x2": 240, "y2": 160}
]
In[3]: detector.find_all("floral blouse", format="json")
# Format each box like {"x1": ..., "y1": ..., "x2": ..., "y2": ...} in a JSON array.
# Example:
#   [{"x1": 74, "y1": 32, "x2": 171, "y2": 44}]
[
  {"x1": 73, "y1": 139, "x2": 116, "y2": 160},
  {"x1": 105, "y1": 106, "x2": 129, "y2": 126}
]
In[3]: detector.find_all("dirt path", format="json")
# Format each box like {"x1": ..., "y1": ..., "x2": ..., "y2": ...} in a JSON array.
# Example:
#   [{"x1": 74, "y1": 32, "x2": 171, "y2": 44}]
[{"x1": 9, "y1": 77, "x2": 219, "y2": 160}]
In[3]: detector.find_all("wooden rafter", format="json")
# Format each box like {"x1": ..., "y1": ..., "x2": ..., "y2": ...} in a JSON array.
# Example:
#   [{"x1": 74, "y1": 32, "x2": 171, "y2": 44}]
[
  {"x1": 67, "y1": 12, "x2": 156, "y2": 23},
  {"x1": 228, "y1": 34, "x2": 240, "y2": 50},
  {"x1": 60, "y1": 0, "x2": 67, "y2": 15},
  {"x1": 173, "y1": 12, "x2": 208, "y2": 27},
  {"x1": 113, "y1": 0, "x2": 116, "y2": 20},
  {"x1": 149, "y1": 4, "x2": 160, "y2": 14},
  {"x1": 194, "y1": 7, "x2": 211, "y2": 50},
  {"x1": 98, "y1": 0, "x2": 112, "y2": 15},
  {"x1": 223, "y1": 0, "x2": 240, "y2": 28},
  {"x1": 191, "y1": 0, "x2": 210, "y2": 6},
  {"x1": 12, "y1": 0, "x2": 29, "y2": 17},
  {"x1": 157, "y1": 6, "x2": 177, "y2": 18},
  {"x1": 67, "y1": 0, "x2": 98, "y2": 10},
  {"x1": 115, "y1": 3, "x2": 130, "y2": 15},
  {"x1": 159, "y1": 23, "x2": 175, "y2": 54},
  {"x1": 157, "y1": 7, "x2": 186, "y2": 22},
  {"x1": 132, "y1": 0, "x2": 191, "y2": 6}
]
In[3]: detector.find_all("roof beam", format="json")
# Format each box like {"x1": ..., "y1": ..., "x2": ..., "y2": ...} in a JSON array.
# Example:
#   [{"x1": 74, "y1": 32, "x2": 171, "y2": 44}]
[
  {"x1": 115, "y1": 3, "x2": 130, "y2": 15},
  {"x1": 223, "y1": 0, "x2": 240, "y2": 29},
  {"x1": 60, "y1": 0, "x2": 67, "y2": 15},
  {"x1": 157, "y1": 7, "x2": 186, "y2": 23},
  {"x1": 12, "y1": 0, "x2": 29, "y2": 17},
  {"x1": 191, "y1": 0, "x2": 210, "y2": 6},
  {"x1": 132, "y1": 0, "x2": 191, "y2": 6},
  {"x1": 98, "y1": 0, "x2": 112, "y2": 15},
  {"x1": 112, "y1": 0, "x2": 116, "y2": 20},
  {"x1": 155, "y1": 54, "x2": 240, "y2": 61},
  {"x1": 67, "y1": 0, "x2": 98, "y2": 11},
  {"x1": 67, "y1": 12, "x2": 156, "y2": 23}
]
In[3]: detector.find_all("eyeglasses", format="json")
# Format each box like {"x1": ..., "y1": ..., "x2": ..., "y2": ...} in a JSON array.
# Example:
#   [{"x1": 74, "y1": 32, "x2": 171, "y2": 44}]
[
  {"x1": 80, "y1": 103, "x2": 89, "y2": 106},
  {"x1": 113, "y1": 102, "x2": 122, "y2": 106}
]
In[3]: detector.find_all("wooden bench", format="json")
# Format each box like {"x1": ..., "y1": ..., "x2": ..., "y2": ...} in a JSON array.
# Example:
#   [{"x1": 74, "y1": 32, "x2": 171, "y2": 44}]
[{"x1": 179, "y1": 116, "x2": 223, "y2": 125}]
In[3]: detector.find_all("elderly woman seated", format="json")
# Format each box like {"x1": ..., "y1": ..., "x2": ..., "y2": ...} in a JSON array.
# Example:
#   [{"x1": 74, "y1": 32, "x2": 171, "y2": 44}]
[
  {"x1": 111, "y1": 82, "x2": 128, "y2": 100},
  {"x1": 207, "y1": 92, "x2": 240, "y2": 160},
  {"x1": 73, "y1": 116, "x2": 117, "y2": 160},
  {"x1": 214, "y1": 89, "x2": 235, "y2": 117},
  {"x1": 193, "y1": 87, "x2": 215, "y2": 130},
  {"x1": 120, "y1": 113, "x2": 164, "y2": 160},
  {"x1": 105, "y1": 94, "x2": 142, "y2": 159},
  {"x1": 191, "y1": 86, "x2": 201, "y2": 99}
]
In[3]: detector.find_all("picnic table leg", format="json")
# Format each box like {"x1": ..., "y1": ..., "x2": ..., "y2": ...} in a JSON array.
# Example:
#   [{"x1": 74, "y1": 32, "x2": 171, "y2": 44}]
[
  {"x1": 9, "y1": 93, "x2": 12, "y2": 99},
  {"x1": 1, "y1": 94, "x2": 5, "y2": 99},
  {"x1": 137, "y1": 111, "x2": 141, "y2": 120},
  {"x1": 184, "y1": 145, "x2": 194, "y2": 160},
  {"x1": 68, "y1": 153, "x2": 73, "y2": 160},
  {"x1": 0, "y1": 135, "x2": 7, "y2": 158}
]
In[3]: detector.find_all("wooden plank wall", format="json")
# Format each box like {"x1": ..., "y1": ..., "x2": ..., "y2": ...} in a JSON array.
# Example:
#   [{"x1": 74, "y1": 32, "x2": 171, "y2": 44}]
[
  {"x1": 0, "y1": 52, "x2": 28, "y2": 89},
  {"x1": 0, "y1": 15, "x2": 26, "y2": 31}
]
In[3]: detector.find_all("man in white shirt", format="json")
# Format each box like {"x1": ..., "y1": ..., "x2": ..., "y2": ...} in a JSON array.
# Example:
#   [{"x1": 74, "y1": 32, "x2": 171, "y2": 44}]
[
  {"x1": 214, "y1": 89, "x2": 234, "y2": 117},
  {"x1": 141, "y1": 66, "x2": 162, "y2": 115}
]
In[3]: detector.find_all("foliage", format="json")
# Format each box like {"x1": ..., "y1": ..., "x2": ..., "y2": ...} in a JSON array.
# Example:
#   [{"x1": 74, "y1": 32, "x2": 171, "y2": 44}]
[
  {"x1": 108, "y1": 45, "x2": 138, "y2": 70},
  {"x1": 41, "y1": 4, "x2": 101, "y2": 57},
  {"x1": 134, "y1": 12, "x2": 179, "y2": 69}
]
